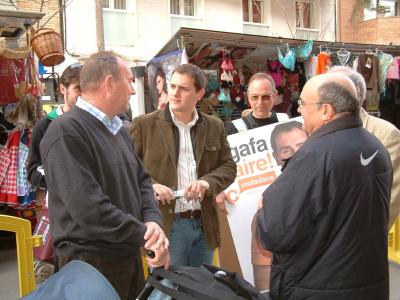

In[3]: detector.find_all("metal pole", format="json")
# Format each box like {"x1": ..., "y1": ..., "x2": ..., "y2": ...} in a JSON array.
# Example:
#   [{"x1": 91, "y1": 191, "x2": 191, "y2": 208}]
[{"x1": 95, "y1": 0, "x2": 105, "y2": 51}]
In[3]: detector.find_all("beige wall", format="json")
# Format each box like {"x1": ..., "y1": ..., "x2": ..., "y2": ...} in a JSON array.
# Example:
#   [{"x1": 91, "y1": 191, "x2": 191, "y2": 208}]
[
  {"x1": 62, "y1": 0, "x2": 336, "y2": 63},
  {"x1": 203, "y1": 0, "x2": 242, "y2": 33}
]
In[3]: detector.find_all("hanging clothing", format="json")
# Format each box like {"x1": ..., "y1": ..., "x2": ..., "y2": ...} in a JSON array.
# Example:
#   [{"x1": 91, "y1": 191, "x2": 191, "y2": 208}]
[
  {"x1": 304, "y1": 55, "x2": 318, "y2": 79},
  {"x1": 0, "y1": 128, "x2": 34, "y2": 206},
  {"x1": 266, "y1": 60, "x2": 283, "y2": 87},
  {"x1": 294, "y1": 40, "x2": 314, "y2": 61},
  {"x1": 316, "y1": 52, "x2": 331, "y2": 75},
  {"x1": 387, "y1": 57, "x2": 400, "y2": 80},
  {"x1": 278, "y1": 44, "x2": 296, "y2": 71},
  {"x1": 330, "y1": 52, "x2": 357, "y2": 67},
  {"x1": 377, "y1": 52, "x2": 394, "y2": 94},
  {"x1": 0, "y1": 130, "x2": 21, "y2": 205},
  {"x1": 357, "y1": 54, "x2": 379, "y2": 91}
]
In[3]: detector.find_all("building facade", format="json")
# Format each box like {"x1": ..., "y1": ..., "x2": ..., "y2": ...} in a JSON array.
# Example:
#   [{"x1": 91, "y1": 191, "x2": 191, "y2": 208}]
[
  {"x1": 339, "y1": 0, "x2": 400, "y2": 45},
  {"x1": 61, "y1": 0, "x2": 336, "y2": 64}
]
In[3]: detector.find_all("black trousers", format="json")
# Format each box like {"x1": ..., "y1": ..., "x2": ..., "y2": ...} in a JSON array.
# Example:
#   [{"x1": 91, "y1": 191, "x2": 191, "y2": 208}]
[{"x1": 57, "y1": 251, "x2": 145, "y2": 300}]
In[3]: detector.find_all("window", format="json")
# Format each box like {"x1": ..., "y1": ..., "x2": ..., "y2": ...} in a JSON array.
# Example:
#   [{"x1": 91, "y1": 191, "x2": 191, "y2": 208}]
[
  {"x1": 170, "y1": 0, "x2": 195, "y2": 16},
  {"x1": 364, "y1": 0, "x2": 399, "y2": 20},
  {"x1": 102, "y1": 0, "x2": 135, "y2": 46},
  {"x1": 242, "y1": 0, "x2": 263, "y2": 23},
  {"x1": 102, "y1": 0, "x2": 127, "y2": 10},
  {"x1": 296, "y1": 0, "x2": 317, "y2": 29}
]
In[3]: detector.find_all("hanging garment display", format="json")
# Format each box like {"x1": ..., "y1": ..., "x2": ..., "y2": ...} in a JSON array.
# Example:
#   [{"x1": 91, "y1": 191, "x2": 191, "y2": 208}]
[
  {"x1": 330, "y1": 50, "x2": 357, "y2": 67},
  {"x1": 304, "y1": 55, "x2": 318, "y2": 79},
  {"x1": 266, "y1": 60, "x2": 283, "y2": 87},
  {"x1": 294, "y1": 40, "x2": 314, "y2": 61},
  {"x1": 377, "y1": 52, "x2": 394, "y2": 93},
  {"x1": 387, "y1": 57, "x2": 400, "y2": 80},
  {"x1": 357, "y1": 53, "x2": 379, "y2": 91},
  {"x1": 278, "y1": 43, "x2": 296, "y2": 71},
  {"x1": 0, "y1": 56, "x2": 26, "y2": 104},
  {"x1": 0, "y1": 128, "x2": 34, "y2": 206},
  {"x1": 316, "y1": 52, "x2": 331, "y2": 75}
]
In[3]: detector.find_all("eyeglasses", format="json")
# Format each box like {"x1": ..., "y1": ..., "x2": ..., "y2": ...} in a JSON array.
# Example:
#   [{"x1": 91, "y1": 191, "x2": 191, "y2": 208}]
[
  {"x1": 249, "y1": 93, "x2": 274, "y2": 102},
  {"x1": 69, "y1": 62, "x2": 82, "y2": 69},
  {"x1": 297, "y1": 98, "x2": 326, "y2": 109}
]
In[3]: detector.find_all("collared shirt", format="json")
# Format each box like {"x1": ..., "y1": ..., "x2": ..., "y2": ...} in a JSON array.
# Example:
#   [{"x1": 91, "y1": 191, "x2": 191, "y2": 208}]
[
  {"x1": 169, "y1": 106, "x2": 201, "y2": 213},
  {"x1": 76, "y1": 97, "x2": 122, "y2": 135},
  {"x1": 56, "y1": 105, "x2": 64, "y2": 116}
]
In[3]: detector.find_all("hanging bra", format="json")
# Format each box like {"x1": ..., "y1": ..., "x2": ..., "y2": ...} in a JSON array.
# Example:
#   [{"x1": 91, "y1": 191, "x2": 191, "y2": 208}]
[
  {"x1": 294, "y1": 40, "x2": 314, "y2": 60},
  {"x1": 278, "y1": 43, "x2": 296, "y2": 71}
]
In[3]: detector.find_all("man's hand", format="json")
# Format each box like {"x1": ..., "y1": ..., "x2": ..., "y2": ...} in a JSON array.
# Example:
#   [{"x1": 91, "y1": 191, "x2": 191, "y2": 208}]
[
  {"x1": 216, "y1": 191, "x2": 237, "y2": 214},
  {"x1": 185, "y1": 180, "x2": 210, "y2": 201},
  {"x1": 152, "y1": 184, "x2": 174, "y2": 205},
  {"x1": 144, "y1": 222, "x2": 168, "y2": 250},
  {"x1": 146, "y1": 246, "x2": 170, "y2": 270},
  {"x1": 257, "y1": 196, "x2": 264, "y2": 209},
  {"x1": 216, "y1": 192, "x2": 228, "y2": 214}
]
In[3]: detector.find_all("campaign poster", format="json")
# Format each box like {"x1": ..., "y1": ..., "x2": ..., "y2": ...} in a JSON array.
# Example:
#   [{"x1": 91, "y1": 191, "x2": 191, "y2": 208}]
[
  {"x1": 225, "y1": 117, "x2": 306, "y2": 289},
  {"x1": 147, "y1": 50, "x2": 183, "y2": 112}
]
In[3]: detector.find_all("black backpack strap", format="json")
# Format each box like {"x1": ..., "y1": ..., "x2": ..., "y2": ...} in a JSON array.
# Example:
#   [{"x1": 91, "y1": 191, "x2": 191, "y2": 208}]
[
  {"x1": 243, "y1": 114, "x2": 256, "y2": 129},
  {"x1": 153, "y1": 268, "x2": 246, "y2": 300},
  {"x1": 146, "y1": 276, "x2": 198, "y2": 300}
]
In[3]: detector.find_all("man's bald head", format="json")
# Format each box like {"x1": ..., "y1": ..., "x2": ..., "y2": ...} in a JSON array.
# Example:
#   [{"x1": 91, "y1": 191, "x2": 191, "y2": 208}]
[
  {"x1": 307, "y1": 73, "x2": 358, "y2": 98},
  {"x1": 328, "y1": 66, "x2": 366, "y2": 104},
  {"x1": 302, "y1": 73, "x2": 360, "y2": 115}
]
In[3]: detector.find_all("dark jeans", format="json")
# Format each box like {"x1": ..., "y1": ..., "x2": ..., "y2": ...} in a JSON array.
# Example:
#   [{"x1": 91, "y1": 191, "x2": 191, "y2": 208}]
[{"x1": 57, "y1": 251, "x2": 144, "y2": 300}]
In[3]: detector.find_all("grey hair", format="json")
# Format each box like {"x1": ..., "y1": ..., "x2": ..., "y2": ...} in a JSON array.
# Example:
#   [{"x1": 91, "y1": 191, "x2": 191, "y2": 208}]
[
  {"x1": 248, "y1": 72, "x2": 276, "y2": 91},
  {"x1": 317, "y1": 81, "x2": 360, "y2": 114},
  {"x1": 328, "y1": 66, "x2": 366, "y2": 104}
]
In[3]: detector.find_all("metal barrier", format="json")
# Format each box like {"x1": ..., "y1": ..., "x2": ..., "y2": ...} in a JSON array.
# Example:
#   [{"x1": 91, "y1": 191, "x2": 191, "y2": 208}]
[
  {"x1": 389, "y1": 216, "x2": 400, "y2": 265},
  {"x1": 0, "y1": 215, "x2": 42, "y2": 298}
]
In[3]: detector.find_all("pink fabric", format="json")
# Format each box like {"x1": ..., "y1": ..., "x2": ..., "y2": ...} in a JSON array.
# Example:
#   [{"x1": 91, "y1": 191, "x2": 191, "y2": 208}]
[
  {"x1": 386, "y1": 57, "x2": 400, "y2": 80},
  {"x1": 266, "y1": 60, "x2": 283, "y2": 87},
  {"x1": 0, "y1": 130, "x2": 21, "y2": 205}
]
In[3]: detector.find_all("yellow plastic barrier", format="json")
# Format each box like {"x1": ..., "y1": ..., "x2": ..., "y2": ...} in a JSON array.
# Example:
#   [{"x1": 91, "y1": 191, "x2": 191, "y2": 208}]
[
  {"x1": 0, "y1": 215, "x2": 42, "y2": 298},
  {"x1": 389, "y1": 216, "x2": 400, "y2": 265}
]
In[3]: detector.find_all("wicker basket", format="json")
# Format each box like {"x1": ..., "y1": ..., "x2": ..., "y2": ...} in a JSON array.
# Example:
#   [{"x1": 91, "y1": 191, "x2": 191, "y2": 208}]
[{"x1": 30, "y1": 28, "x2": 65, "y2": 67}]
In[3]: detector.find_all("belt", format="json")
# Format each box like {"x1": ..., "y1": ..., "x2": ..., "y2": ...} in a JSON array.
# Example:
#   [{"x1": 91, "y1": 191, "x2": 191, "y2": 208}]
[{"x1": 175, "y1": 210, "x2": 201, "y2": 219}]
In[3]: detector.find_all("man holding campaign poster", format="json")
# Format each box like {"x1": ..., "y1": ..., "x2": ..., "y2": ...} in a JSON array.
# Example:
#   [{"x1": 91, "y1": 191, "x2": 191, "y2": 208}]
[
  {"x1": 217, "y1": 73, "x2": 289, "y2": 276},
  {"x1": 217, "y1": 73, "x2": 311, "y2": 293}
]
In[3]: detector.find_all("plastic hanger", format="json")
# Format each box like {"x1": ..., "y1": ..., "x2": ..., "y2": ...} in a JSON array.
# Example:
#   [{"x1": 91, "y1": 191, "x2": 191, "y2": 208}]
[{"x1": 337, "y1": 48, "x2": 350, "y2": 56}]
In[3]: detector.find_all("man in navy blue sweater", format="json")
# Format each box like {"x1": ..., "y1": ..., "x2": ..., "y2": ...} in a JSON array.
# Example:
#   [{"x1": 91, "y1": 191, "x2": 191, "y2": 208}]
[{"x1": 40, "y1": 51, "x2": 169, "y2": 299}]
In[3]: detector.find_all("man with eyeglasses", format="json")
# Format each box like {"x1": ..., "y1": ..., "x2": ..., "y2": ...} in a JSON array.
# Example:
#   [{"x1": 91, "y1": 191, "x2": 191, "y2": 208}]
[
  {"x1": 225, "y1": 73, "x2": 288, "y2": 135},
  {"x1": 218, "y1": 73, "x2": 289, "y2": 274},
  {"x1": 329, "y1": 65, "x2": 400, "y2": 229},
  {"x1": 256, "y1": 73, "x2": 392, "y2": 300}
]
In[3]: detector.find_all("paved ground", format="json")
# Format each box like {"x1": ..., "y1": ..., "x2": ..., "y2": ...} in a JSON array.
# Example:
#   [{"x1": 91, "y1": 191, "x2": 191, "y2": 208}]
[{"x1": 1, "y1": 233, "x2": 400, "y2": 299}]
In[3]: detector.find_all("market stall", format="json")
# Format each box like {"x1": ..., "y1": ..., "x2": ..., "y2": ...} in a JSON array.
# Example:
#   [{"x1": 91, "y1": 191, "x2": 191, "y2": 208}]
[{"x1": 147, "y1": 27, "x2": 400, "y2": 128}]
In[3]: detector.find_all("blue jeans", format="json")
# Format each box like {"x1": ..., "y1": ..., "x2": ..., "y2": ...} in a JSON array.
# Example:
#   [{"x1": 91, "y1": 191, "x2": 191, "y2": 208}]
[
  {"x1": 169, "y1": 215, "x2": 213, "y2": 267},
  {"x1": 148, "y1": 215, "x2": 213, "y2": 300}
]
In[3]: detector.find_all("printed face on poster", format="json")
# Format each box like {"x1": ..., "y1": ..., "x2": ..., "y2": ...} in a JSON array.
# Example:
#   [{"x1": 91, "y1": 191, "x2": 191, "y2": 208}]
[
  {"x1": 147, "y1": 50, "x2": 183, "y2": 112},
  {"x1": 225, "y1": 117, "x2": 307, "y2": 289}
]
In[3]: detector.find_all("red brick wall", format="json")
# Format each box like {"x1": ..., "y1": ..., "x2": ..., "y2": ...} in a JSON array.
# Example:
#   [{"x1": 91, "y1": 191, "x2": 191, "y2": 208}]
[
  {"x1": 17, "y1": 0, "x2": 61, "y2": 33},
  {"x1": 339, "y1": 0, "x2": 400, "y2": 46}
]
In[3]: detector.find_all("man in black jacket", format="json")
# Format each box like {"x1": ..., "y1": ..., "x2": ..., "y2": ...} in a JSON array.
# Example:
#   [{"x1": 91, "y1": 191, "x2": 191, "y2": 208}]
[{"x1": 257, "y1": 73, "x2": 392, "y2": 300}]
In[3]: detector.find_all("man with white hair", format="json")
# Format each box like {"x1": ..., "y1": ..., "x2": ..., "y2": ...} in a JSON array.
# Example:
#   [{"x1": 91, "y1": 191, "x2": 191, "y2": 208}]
[
  {"x1": 330, "y1": 65, "x2": 400, "y2": 228},
  {"x1": 257, "y1": 73, "x2": 392, "y2": 300}
]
